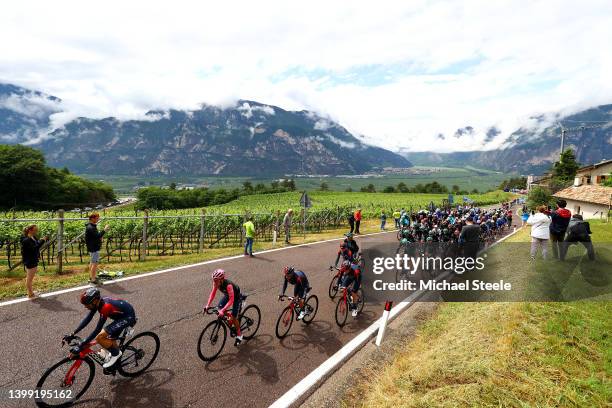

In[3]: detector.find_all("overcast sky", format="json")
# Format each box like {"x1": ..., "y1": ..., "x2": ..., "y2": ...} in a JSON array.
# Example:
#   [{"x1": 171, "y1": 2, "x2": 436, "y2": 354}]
[{"x1": 1, "y1": 0, "x2": 611, "y2": 152}]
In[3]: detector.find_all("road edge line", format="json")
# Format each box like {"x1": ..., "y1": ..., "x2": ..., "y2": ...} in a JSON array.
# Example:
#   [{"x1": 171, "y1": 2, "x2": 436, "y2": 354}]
[{"x1": 0, "y1": 230, "x2": 393, "y2": 308}]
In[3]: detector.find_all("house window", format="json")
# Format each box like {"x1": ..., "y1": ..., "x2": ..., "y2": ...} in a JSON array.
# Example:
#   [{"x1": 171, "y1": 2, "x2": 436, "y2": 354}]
[
  {"x1": 585, "y1": 175, "x2": 591, "y2": 185},
  {"x1": 575, "y1": 205, "x2": 580, "y2": 214}
]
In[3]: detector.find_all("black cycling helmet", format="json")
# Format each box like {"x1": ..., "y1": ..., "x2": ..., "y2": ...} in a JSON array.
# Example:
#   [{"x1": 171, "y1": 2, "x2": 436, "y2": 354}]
[
  {"x1": 344, "y1": 232, "x2": 354, "y2": 238},
  {"x1": 80, "y1": 287, "x2": 101, "y2": 305},
  {"x1": 283, "y1": 266, "x2": 295, "y2": 277}
]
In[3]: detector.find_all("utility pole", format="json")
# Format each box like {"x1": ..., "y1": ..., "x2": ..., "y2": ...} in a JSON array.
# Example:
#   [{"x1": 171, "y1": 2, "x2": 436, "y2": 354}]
[{"x1": 558, "y1": 122, "x2": 566, "y2": 157}]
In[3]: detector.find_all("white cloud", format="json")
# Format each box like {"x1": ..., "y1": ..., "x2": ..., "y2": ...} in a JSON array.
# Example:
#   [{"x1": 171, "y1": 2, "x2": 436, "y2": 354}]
[{"x1": 0, "y1": 0, "x2": 611, "y2": 152}]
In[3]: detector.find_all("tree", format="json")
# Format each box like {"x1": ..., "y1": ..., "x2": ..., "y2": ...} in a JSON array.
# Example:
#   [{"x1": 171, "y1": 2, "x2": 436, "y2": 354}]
[
  {"x1": 319, "y1": 182, "x2": 329, "y2": 191},
  {"x1": 360, "y1": 183, "x2": 376, "y2": 193},
  {"x1": 396, "y1": 182, "x2": 409, "y2": 193},
  {"x1": 169, "y1": 182, "x2": 177, "y2": 190},
  {"x1": 552, "y1": 149, "x2": 580, "y2": 183},
  {"x1": 345, "y1": 187, "x2": 353, "y2": 192},
  {"x1": 527, "y1": 186, "x2": 554, "y2": 209},
  {"x1": 471, "y1": 188, "x2": 479, "y2": 194},
  {"x1": 242, "y1": 181, "x2": 253, "y2": 193},
  {"x1": 383, "y1": 186, "x2": 396, "y2": 193},
  {"x1": 452, "y1": 185, "x2": 460, "y2": 193},
  {"x1": 603, "y1": 174, "x2": 612, "y2": 187}
]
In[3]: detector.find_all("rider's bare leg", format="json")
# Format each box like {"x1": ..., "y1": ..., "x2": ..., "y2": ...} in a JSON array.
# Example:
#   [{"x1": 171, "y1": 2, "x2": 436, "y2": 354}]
[
  {"x1": 96, "y1": 330, "x2": 118, "y2": 353},
  {"x1": 227, "y1": 313, "x2": 242, "y2": 336}
]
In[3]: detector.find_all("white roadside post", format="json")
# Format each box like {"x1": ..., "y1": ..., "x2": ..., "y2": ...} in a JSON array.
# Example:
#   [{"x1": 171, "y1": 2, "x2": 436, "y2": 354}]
[{"x1": 375, "y1": 301, "x2": 393, "y2": 347}]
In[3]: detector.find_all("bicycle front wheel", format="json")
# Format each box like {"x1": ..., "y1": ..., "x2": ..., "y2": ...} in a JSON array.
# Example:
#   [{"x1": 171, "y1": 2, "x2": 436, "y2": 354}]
[
  {"x1": 35, "y1": 357, "x2": 95, "y2": 407},
  {"x1": 118, "y1": 331, "x2": 160, "y2": 377},
  {"x1": 328, "y1": 276, "x2": 340, "y2": 299},
  {"x1": 356, "y1": 288, "x2": 365, "y2": 314},
  {"x1": 197, "y1": 320, "x2": 227, "y2": 361},
  {"x1": 302, "y1": 295, "x2": 319, "y2": 324},
  {"x1": 335, "y1": 296, "x2": 348, "y2": 327},
  {"x1": 275, "y1": 306, "x2": 294, "y2": 338},
  {"x1": 240, "y1": 304, "x2": 261, "y2": 340}
]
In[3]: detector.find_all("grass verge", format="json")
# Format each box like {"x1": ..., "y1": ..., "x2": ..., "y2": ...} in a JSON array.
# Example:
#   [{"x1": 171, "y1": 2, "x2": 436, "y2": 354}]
[{"x1": 345, "y1": 220, "x2": 611, "y2": 407}]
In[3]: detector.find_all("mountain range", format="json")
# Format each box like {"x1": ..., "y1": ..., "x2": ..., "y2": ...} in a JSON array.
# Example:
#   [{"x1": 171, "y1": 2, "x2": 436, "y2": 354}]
[
  {"x1": 1, "y1": 82, "x2": 611, "y2": 176},
  {"x1": 0, "y1": 84, "x2": 410, "y2": 176},
  {"x1": 401, "y1": 104, "x2": 612, "y2": 174}
]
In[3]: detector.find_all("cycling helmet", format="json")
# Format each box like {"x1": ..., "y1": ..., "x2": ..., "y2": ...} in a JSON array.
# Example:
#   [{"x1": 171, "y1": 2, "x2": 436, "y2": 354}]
[
  {"x1": 344, "y1": 232, "x2": 354, "y2": 238},
  {"x1": 80, "y1": 287, "x2": 101, "y2": 305},
  {"x1": 283, "y1": 266, "x2": 295, "y2": 277},
  {"x1": 212, "y1": 268, "x2": 225, "y2": 280}
]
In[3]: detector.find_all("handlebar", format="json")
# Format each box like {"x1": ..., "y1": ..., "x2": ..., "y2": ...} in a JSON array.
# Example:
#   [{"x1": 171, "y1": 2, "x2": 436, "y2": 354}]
[
  {"x1": 62, "y1": 335, "x2": 83, "y2": 347},
  {"x1": 278, "y1": 295, "x2": 296, "y2": 301},
  {"x1": 204, "y1": 307, "x2": 219, "y2": 315}
]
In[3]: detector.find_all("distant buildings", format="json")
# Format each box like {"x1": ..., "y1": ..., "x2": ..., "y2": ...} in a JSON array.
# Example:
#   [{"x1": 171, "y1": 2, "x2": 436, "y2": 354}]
[{"x1": 552, "y1": 159, "x2": 612, "y2": 219}]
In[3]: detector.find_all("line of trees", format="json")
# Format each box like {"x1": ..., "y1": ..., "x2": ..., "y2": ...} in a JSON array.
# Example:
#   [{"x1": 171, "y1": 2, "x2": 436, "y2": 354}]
[
  {"x1": 352, "y1": 181, "x2": 479, "y2": 195},
  {"x1": 498, "y1": 177, "x2": 527, "y2": 190},
  {"x1": 136, "y1": 179, "x2": 297, "y2": 210},
  {"x1": 0, "y1": 144, "x2": 116, "y2": 210}
]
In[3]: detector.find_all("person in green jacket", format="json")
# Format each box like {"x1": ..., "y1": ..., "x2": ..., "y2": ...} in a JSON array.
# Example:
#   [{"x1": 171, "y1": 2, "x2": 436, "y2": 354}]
[{"x1": 243, "y1": 216, "x2": 255, "y2": 257}]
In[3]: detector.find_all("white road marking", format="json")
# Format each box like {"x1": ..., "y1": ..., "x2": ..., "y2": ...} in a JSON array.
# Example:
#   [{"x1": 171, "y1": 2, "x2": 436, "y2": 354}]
[{"x1": 0, "y1": 230, "x2": 392, "y2": 308}]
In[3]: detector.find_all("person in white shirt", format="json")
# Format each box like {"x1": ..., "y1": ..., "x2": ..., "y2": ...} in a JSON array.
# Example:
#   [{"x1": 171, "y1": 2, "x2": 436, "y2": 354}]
[{"x1": 526, "y1": 205, "x2": 552, "y2": 260}]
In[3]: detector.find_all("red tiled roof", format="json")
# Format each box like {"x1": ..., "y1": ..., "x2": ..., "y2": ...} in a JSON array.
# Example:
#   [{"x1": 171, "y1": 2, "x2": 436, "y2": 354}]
[{"x1": 553, "y1": 185, "x2": 612, "y2": 206}]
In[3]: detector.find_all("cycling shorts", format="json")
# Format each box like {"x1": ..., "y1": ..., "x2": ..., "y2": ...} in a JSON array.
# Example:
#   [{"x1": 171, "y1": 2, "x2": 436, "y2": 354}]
[
  {"x1": 293, "y1": 283, "x2": 309, "y2": 299},
  {"x1": 218, "y1": 293, "x2": 242, "y2": 317},
  {"x1": 341, "y1": 274, "x2": 361, "y2": 293},
  {"x1": 105, "y1": 316, "x2": 137, "y2": 339}
]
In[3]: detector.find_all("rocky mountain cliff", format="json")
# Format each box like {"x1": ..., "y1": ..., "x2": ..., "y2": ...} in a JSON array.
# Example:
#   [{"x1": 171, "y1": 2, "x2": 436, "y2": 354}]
[
  {"x1": 0, "y1": 83, "x2": 61, "y2": 143},
  {"x1": 34, "y1": 99, "x2": 410, "y2": 176}
]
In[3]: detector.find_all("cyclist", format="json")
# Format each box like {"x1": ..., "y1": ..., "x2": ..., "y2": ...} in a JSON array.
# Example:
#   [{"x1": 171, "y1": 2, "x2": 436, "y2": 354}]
[
  {"x1": 65, "y1": 288, "x2": 137, "y2": 369},
  {"x1": 204, "y1": 269, "x2": 243, "y2": 346},
  {"x1": 334, "y1": 241, "x2": 354, "y2": 267},
  {"x1": 278, "y1": 266, "x2": 310, "y2": 320},
  {"x1": 339, "y1": 260, "x2": 362, "y2": 317},
  {"x1": 343, "y1": 232, "x2": 360, "y2": 256}
]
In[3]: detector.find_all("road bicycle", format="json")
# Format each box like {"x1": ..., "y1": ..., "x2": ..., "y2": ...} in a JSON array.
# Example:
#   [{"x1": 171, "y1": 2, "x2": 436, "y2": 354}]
[
  {"x1": 35, "y1": 328, "x2": 160, "y2": 407},
  {"x1": 197, "y1": 294, "x2": 261, "y2": 361},
  {"x1": 275, "y1": 293, "x2": 319, "y2": 338},
  {"x1": 330, "y1": 267, "x2": 365, "y2": 327},
  {"x1": 328, "y1": 254, "x2": 365, "y2": 299}
]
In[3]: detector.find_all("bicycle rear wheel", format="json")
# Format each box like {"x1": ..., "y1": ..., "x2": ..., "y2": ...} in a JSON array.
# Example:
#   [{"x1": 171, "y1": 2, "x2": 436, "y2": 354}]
[
  {"x1": 240, "y1": 304, "x2": 261, "y2": 340},
  {"x1": 197, "y1": 320, "x2": 227, "y2": 361},
  {"x1": 328, "y1": 275, "x2": 340, "y2": 299},
  {"x1": 302, "y1": 295, "x2": 319, "y2": 324},
  {"x1": 275, "y1": 306, "x2": 294, "y2": 338},
  {"x1": 118, "y1": 331, "x2": 160, "y2": 377},
  {"x1": 356, "y1": 288, "x2": 365, "y2": 314},
  {"x1": 35, "y1": 357, "x2": 94, "y2": 407},
  {"x1": 335, "y1": 295, "x2": 348, "y2": 327}
]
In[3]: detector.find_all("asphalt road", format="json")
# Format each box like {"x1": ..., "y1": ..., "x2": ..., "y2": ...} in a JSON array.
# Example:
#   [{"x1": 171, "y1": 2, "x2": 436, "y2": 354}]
[{"x1": 0, "y1": 232, "x2": 395, "y2": 408}]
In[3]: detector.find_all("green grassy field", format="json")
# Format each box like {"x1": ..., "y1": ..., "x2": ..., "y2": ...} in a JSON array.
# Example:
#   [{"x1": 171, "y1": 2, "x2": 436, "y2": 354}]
[
  {"x1": 81, "y1": 166, "x2": 510, "y2": 194},
  {"x1": 347, "y1": 221, "x2": 612, "y2": 407}
]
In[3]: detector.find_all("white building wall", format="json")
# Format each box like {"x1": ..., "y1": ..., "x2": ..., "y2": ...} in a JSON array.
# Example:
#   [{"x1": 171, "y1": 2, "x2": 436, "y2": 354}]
[{"x1": 566, "y1": 199, "x2": 610, "y2": 219}]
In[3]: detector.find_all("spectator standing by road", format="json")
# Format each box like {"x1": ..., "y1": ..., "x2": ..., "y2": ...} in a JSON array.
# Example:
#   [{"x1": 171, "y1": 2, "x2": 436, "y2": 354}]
[
  {"x1": 459, "y1": 216, "x2": 480, "y2": 260},
  {"x1": 282, "y1": 209, "x2": 293, "y2": 244},
  {"x1": 526, "y1": 206, "x2": 551, "y2": 260},
  {"x1": 561, "y1": 214, "x2": 595, "y2": 261},
  {"x1": 548, "y1": 199, "x2": 571, "y2": 260},
  {"x1": 518, "y1": 207, "x2": 529, "y2": 226},
  {"x1": 20, "y1": 224, "x2": 47, "y2": 299},
  {"x1": 380, "y1": 210, "x2": 387, "y2": 231},
  {"x1": 85, "y1": 214, "x2": 109, "y2": 284},
  {"x1": 347, "y1": 211, "x2": 355, "y2": 234},
  {"x1": 393, "y1": 209, "x2": 401, "y2": 229},
  {"x1": 243, "y1": 216, "x2": 255, "y2": 257},
  {"x1": 354, "y1": 208, "x2": 362, "y2": 234}
]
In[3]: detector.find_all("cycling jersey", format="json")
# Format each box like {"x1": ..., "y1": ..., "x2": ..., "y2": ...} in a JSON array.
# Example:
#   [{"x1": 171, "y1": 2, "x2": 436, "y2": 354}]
[
  {"x1": 280, "y1": 270, "x2": 310, "y2": 299},
  {"x1": 206, "y1": 279, "x2": 241, "y2": 316},
  {"x1": 340, "y1": 263, "x2": 362, "y2": 293},
  {"x1": 73, "y1": 297, "x2": 136, "y2": 345}
]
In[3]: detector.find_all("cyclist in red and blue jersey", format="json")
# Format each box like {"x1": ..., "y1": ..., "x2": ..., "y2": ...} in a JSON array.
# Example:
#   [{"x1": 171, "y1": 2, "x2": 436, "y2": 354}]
[
  {"x1": 334, "y1": 242, "x2": 354, "y2": 267},
  {"x1": 204, "y1": 269, "x2": 243, "y2": 346},
  {"x1": 278, "y1": 266, "x2": 310, "y2": 320},
  {"x1": 339, "y1": 260, "x2": 362, "y2": 317},
  {"x1": 65, "y1": 288, "x2": 136, "y2": 368}
]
